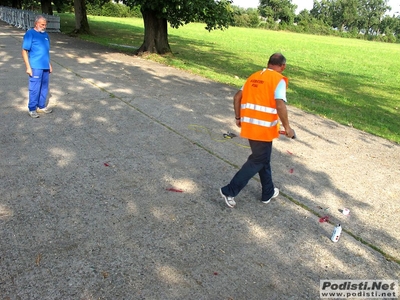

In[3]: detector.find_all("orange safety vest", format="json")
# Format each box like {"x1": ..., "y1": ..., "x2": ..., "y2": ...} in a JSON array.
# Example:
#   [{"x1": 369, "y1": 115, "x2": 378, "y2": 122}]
[{"x1": 240, "y1": 69, "x2": 288, "y2": 142}]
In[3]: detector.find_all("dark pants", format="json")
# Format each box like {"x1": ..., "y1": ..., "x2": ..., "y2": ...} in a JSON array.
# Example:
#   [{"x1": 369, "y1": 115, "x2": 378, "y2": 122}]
[
  {"x1": 28, "y1": 68, "x2": 50, "y2": 111},
  {"x1": 221, "y1": 140, "x2": 275, "y2": 202}
]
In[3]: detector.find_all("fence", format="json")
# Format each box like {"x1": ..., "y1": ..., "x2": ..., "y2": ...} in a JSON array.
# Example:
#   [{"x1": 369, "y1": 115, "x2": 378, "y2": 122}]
[{"x1": 0, "y1": 6, "x2": 60, "y2": 32}]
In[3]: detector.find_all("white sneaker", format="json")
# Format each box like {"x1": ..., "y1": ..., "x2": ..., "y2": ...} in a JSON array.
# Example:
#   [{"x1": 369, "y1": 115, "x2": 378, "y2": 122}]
[
  {"x1": 262, "y1": 188, "x2": 279, "y2": 204},
  {"x1": 37, "y1": 107, "x2": 52, "y2": 114},
  {"x1": 29, "y1": 111, "x2": 39, "y2": 118},
  {"x1": 220, "y1": 188, "x2": 236, "y2": 208}
]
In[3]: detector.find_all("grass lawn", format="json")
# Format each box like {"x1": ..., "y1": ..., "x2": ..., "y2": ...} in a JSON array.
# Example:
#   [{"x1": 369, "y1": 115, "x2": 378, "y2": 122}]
[{"x1": 57, "y1": 13, "x2": 400, "y2": 144}]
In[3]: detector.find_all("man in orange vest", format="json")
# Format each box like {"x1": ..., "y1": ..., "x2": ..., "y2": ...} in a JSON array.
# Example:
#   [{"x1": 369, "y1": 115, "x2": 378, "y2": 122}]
[{"x1": 220, "y1": 53, "x2": 295, "y2": 208}]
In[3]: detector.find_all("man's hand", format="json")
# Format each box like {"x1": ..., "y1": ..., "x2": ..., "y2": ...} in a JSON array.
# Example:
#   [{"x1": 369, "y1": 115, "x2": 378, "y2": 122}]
[
  {"x1": 276, "y1": 99, "x2": 295, "y2": 138},
  {"x1": 235, "y1": 119, "x2": 241, "y2": 128},
  {"x1": 26, "y1": 67, "x2": 32, "y2": 76},
  {"x1": 285, "y1": 127, "x2": 296, "y2": 139}
]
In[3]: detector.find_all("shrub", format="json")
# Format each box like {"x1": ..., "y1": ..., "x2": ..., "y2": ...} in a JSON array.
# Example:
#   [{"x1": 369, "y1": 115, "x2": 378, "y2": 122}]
[
  {"x1": 86, "y1": 3, "x2": 102, "y2": 16},
  {"x1": 130, "y1": 6, "x2": 142, "y2": 18},
  {"x1": 101, "y1": 2, "x2": 131, "y2": 17}
]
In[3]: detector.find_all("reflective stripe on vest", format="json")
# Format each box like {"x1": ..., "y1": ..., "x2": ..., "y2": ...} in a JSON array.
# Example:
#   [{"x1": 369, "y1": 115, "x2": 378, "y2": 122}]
[
  {"x1": 241, "y1": 117, "x2": 278, "y2": 128},
  {"x1": 240, "y1": 103, "x2": 277, "y2": 115}
]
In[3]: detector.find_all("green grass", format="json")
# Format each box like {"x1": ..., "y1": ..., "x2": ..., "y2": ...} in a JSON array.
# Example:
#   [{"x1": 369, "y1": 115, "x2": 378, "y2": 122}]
[{"x1": 57, "y1": 13, "x2": 400, "y2": 144}]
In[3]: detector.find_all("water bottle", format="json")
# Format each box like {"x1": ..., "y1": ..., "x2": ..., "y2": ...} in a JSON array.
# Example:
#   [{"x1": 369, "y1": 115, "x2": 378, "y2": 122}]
[{"x1": 331, "y1": 224, "x2": 342, "y2": 242}]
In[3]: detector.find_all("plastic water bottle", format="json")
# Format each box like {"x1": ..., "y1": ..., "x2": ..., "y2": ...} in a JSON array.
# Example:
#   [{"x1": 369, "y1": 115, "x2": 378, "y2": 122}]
[{"x1": 331, "y1": 224, "x2": 342, "y2": 242}]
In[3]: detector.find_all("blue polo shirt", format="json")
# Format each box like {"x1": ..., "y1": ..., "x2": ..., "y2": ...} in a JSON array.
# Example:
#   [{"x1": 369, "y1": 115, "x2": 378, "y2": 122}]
[{"x1": 22, "y1": 29, "x2": 50, "y2": 69}]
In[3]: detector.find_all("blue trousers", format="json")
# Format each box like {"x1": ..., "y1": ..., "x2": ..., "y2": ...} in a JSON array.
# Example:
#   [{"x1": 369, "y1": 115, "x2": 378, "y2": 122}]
[
  {"x1": 28, "y1": 69, "x2": 50, "y2": 111},
  {"x1": 221, "y1": 140, "x2": 275, "y2": 202}
]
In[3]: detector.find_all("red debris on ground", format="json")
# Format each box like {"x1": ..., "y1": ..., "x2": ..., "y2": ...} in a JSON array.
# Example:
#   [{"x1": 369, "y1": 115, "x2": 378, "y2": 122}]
[
  {"x1": 319, "y1": 215, "x2": 329, "y2": 223},
  {"x1": 104, "y1": 162, "x2": 110, "y2": 167},
  {"x1": 289, "y1": 168, "x2": 294, "y2": 173},
  {"x1": 166, "y1": 188, "x2": 183, "y2": 193}
]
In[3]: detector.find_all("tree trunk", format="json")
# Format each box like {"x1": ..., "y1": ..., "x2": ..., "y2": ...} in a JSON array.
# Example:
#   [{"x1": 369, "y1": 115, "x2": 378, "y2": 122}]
[
  {"x1": 136, "y1": 9, "x2": 171, "y2": 55},
  {"x1": 41, "y1": 0, "x2": 53, "y2": 15},
  {"x1": 73, "y1": 0, "x2": 91, "y2": 34}
]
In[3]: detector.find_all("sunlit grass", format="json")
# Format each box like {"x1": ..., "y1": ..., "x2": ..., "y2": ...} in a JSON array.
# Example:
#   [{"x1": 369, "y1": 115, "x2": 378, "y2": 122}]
[{"x1": 57, "y1": 13, "x2": 400, "y2": 143}]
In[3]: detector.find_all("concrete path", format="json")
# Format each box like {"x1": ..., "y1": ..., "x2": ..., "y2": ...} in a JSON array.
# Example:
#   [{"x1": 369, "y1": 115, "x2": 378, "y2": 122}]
[{"x1": 0, "y1": 21, "x2": 399, "y2": 299}]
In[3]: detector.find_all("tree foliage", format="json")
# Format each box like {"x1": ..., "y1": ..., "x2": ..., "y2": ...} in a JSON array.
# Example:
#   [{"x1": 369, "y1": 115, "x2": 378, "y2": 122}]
[
  {"x1": 122, "y1": 0, "x2": 234, "y2": 54},
  {"x1": 2, "y1": 0, "x2": 398, "y2": 45},
  {"x1": 357, "y1": 0, "x2": 390, "y2": 34},
  {"x1": 231, "y1": 6, "x2": 260, "y2": 28},
  {"x1": 331, "y1": 0, "x2": 359, "y2": 31},
  {"x1": 259, "y1": 0, "x2": 296, "y2": 24},
  {"x1": 310, "y1": 0, "x2": 334, "y2": 26},
  {"x1": 307, "y1": 0, "x2": 396, "y2": 39}
]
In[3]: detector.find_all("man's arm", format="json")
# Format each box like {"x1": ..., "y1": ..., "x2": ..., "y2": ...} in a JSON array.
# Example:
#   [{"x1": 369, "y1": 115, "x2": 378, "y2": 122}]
[
  {"x1": 233, "y1": 90, "x2": 242, "y2": 127},
  {"x1": 276, "y1": 99, "x2": 295, "y2": 138},
  {"x1": 21, "y1": 49, "x2": 32, "y2": 76}
]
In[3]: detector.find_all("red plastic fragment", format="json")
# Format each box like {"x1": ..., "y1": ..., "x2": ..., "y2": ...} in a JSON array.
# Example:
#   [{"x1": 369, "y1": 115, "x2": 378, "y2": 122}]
[
  {"x1": 166, "y1": 188, "x2": 183, "y2": 193},
  {"x1": 287, "y1": 150, "x2": 293, "y2": 155},
  {"x1": 213, "y1": 272, "x2": 218, "y2": 275},
  {"x1": 319, "y1": 215, "x2": 329, "y2": 223},
  {"x1": 104, "y1": 162, "x2": 110, "y2": 167},
  {"x1": 289, "y1": 168, "x2": 294, "y2": 174}
]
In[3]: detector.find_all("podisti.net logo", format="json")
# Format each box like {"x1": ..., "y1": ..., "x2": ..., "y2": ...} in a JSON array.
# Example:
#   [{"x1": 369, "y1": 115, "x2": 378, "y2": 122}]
[{"x1": 320, "y1": 280, "x2": 398, "y2": 299}]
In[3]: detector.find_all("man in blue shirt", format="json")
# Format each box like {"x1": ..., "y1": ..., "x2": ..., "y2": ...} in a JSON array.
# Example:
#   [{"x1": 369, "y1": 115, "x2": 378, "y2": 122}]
[{"x1": 22, "y1": 15, "x2": 53, "y2": 118}]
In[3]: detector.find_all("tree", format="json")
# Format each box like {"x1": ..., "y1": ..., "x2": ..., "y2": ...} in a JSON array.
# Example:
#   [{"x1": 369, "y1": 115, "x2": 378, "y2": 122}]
[
  {"x1": 310, "y1": 0, "x2": 334, "y2": 26},
  {"x1": 331, "y1": 0, "x2": 358, "y2": 31},
  {"x1": 357, "y1": 0, "x2": 390, "y2": 35},
  {"x1": 247, "y1": 10, "x2": 261, "y2": 27},
  {"x1": 73, "y1": 0, "x2": 91, "y2": 34},
  {"x1": 393, "y1": 15, "x2": 400, "y2": 36},
  {"x1": 259, "y1": 0, "x2": 296, "y2": 24},
  {"x1": 41, "y1": 0, "x2": 53, "y2": 14},
  {"x1": 379, "y1": 14, "x2": 400, "y2": 40},
  {"x1": 295, "y1": 9, "x2": 313, "y2": 26},
  {"x1": 232, "y1": 6, "x2": 260, "y2": 28},
  {"x1": 122, "y1": 0, "x2": 234, "y2": 54},
  {"x1": 53, "y1": 0, "x2": 73, "y2": 13}
]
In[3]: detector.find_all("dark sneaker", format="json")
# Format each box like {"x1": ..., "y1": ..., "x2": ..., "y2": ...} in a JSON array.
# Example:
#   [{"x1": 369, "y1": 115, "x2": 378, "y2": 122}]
[
  {"x1": 37, "y1": 107, "x2": 52, "y2": 113},
  {"x1": 29, "y1": 111, "x2": 39, "y2": 118},
  {"x1": 220, "y1": 188, "x2": 236, "y2": 208},
  {"x1": 262, "y1": 188, "x2": 279, "y2": 204}
]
